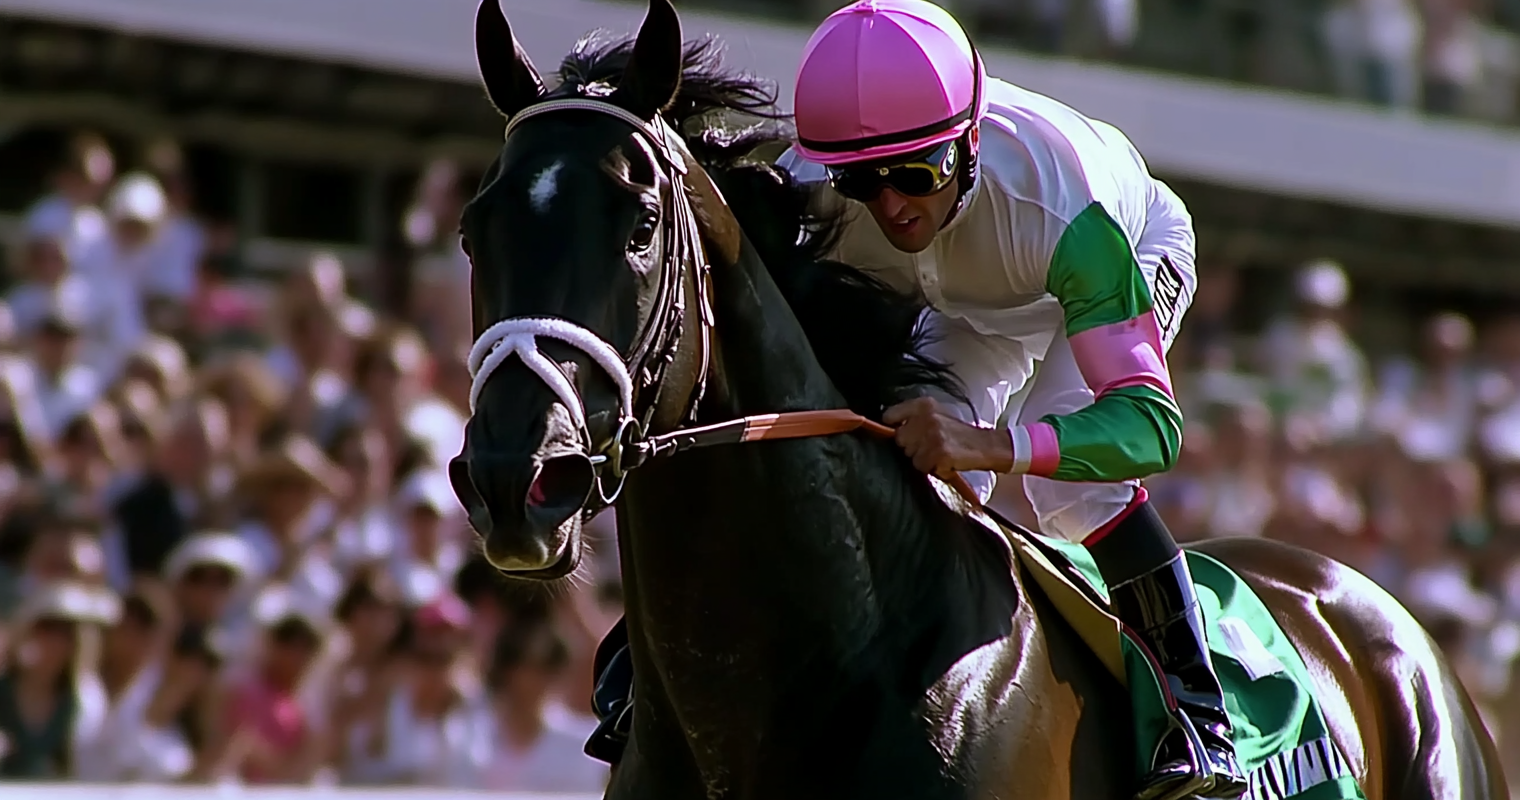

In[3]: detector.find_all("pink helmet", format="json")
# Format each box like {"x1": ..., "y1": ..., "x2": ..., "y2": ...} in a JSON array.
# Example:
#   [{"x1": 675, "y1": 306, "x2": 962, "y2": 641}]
[{"x1": 793, "y1": 0, "x2": 987, "y2": 166}]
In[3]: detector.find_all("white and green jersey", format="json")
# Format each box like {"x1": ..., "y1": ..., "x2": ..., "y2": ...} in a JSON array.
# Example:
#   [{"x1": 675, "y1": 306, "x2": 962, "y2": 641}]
[{"x1": 779, "y1": 76, "x2": 1195, "y2": 491}]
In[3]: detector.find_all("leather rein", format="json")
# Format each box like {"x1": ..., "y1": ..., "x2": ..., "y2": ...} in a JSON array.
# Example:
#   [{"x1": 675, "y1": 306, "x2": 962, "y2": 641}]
[{"x1": 466, "y1": 97, "x2": 981, "y2": 515}]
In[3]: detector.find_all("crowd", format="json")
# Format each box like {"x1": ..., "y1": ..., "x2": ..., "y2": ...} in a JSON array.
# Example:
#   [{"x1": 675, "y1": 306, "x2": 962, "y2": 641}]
[
  {"x1": 0, "y1": 131, "x2": 615, "y2": 790},
  {"x1": 978, "y1": 0, "x2": 1520, "y2": 120},
  {"x1": 2, "y1": 125, "x2": 1519, "y2": 789},
  {"x1": 980, "y1": 0, "x2": 1520, "y2": 120}
]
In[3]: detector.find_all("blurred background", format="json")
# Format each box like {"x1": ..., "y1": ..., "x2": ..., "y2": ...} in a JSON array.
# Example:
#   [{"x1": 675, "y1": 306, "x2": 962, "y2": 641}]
[{"x1": 0, "y1": 0, "x2": 1516, "y2": 792}]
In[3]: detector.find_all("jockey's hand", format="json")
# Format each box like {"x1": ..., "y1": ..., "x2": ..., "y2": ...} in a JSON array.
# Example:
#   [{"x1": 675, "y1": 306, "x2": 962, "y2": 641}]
[{"x1": 883, "y1": 397, "x2": 1015, "y2": 478}]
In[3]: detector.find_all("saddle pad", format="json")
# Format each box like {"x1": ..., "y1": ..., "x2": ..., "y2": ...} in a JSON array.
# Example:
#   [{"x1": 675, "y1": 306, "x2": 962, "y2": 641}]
[{"x1": 968, "y1": 508, "x2": 1365, "y2": 800}]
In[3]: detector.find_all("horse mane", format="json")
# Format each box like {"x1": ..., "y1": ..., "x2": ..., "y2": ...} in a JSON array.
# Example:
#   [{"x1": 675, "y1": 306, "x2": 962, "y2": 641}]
[{"x1": 552, "y1": 33, "x2": 964, "y2": 414}]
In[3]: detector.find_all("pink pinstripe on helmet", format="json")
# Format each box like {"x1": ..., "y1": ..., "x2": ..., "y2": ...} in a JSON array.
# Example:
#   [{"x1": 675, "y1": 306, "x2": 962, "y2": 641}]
[{"x1": 793, "y1": 0, "x2": 987, "y2": 166}]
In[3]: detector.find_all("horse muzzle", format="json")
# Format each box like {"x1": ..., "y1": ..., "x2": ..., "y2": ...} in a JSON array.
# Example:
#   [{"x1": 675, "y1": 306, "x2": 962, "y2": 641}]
[{"x1": 449, "y1": 446, "x2": 594, "y2": 577}]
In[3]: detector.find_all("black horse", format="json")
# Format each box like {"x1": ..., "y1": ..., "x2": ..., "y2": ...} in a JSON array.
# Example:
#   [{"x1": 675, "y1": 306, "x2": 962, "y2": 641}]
[{"x1": 451, "y1": 1, "x2": 1506, "y2": 797}]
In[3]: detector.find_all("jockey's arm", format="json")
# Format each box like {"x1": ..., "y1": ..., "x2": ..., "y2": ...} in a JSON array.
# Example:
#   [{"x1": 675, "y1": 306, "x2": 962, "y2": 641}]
[{"x1": 1023, "y1": 202, "x2": 1182, "y2": 483}]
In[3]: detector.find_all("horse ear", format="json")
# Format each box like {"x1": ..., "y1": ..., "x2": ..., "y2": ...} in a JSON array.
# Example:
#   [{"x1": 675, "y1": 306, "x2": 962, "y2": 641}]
[
  {"x1": 475, "y1": 0, "x2": 545, "y2": 119},
  {"x1": 611, "y1": 0, "x2": 683, "y2": 120}
]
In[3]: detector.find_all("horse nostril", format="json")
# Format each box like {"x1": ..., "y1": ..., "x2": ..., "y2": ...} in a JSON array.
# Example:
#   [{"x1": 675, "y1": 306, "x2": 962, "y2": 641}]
[{"x1": 528, "y1": 454, "x2": 596, "y2": 519}]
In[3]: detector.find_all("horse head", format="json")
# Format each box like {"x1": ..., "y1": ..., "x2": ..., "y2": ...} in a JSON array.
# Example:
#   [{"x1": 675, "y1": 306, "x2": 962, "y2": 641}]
[{"x1": 452, "y1": 0, "x2": 716, "y2": 578}]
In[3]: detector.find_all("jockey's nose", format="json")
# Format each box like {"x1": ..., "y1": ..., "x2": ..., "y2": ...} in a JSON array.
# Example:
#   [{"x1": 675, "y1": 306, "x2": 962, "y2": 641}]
[{"x1": 876, "y1": 187, "x2": 910, "y2": 217}]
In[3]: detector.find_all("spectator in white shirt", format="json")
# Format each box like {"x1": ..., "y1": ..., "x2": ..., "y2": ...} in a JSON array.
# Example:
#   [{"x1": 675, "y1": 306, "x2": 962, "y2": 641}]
[
  {"x1": 1372, "y1": 312, "x2": 1479, "y2": 461},
  {"x1": 482, "y1": 622, "x2": 607, "y2": 794},
  {"x1": 234, "y1": 437, "x2": 349, "y2": 614},
  {"x1": 140, "y1": 140, "x2": 207, "y2": 328},
  {"x1": 74, "y1": 587, "x2": 192, "y2": 781},
  {"x1": 21, "y1": 132, "x2": 113, "y2": 265},
  {"x1": 7, "y1": 232, "x2": 144, "y2": 392},
  {"x1": 389, "y1": 470, "x2": 464, "y2": 601},
  {"x1": 1258, "y1": 259, "x2": 1373, "y2": 443},
  {"x1": 25, "y1": 299, "x2": 103, "y2": 441},
  {"x1": 1323, "y1": 0, "x2": 1423, "y2": 107},
  {"x1": 342, "y1": 594, "x2": 493, "y2": 787},
  {"x1": 162, "y1": 532, "x2": 261, "y2": 659}
]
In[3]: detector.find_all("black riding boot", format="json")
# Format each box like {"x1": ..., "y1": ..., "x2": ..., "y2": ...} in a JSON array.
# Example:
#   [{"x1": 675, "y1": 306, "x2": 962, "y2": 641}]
[
  {"x1": 585, "y1": 616, "x2": 634, "y2": 765},
  {"x1": 1088, "y1": 500, "x2": 1248, "y2": 800}
]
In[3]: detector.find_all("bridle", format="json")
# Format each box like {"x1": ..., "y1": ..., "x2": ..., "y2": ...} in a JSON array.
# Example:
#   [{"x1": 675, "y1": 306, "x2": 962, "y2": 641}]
[{"x1": 467, "y1": 96, "x2": 981, "y2": 517}]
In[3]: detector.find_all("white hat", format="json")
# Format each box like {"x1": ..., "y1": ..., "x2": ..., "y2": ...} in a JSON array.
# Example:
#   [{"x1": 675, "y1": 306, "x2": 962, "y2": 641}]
[
  {"x1": 1296, "y1": 259, "x2": 1350, "y2": 309},
  {"x1": 251, "y1": 583, "x2": 331, "y2": 635},
  {"x1": 162, "y1": 532, "x2": 260, "y2": 584},
  {"x1": 15, "y1": 581, "x2": 120, "y2": 628},
  {"x1": 106, "y1": 173, "x2": 167, "y2": 224}
]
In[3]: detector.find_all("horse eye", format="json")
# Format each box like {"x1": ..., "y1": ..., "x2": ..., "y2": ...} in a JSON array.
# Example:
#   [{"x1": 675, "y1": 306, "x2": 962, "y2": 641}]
[{"x1": 629, "y1": 212, "x2": 658, "y2": 253}]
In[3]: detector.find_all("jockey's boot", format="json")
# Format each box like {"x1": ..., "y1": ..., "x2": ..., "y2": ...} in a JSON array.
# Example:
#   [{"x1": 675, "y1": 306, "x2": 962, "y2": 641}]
[
  {"x1": 1088, "y1": 499, "x2": 1248, "y2": 800},
  {"x1": 1111, "y1": 553, "x2": 1249, "y2": 800},
  {"x1": 585, "y1": 615, "x2": 634, "y2": 765}
]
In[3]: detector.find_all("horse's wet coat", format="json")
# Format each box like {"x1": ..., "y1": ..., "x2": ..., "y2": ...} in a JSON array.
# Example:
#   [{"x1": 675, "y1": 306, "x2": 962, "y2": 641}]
[{"x1": 454, "y1": 1, "x2": 1507, "y2": 797}]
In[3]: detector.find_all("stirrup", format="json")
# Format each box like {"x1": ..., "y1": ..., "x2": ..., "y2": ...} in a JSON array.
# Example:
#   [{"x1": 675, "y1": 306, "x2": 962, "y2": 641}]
[{"x1": 1134, "y1": 707, "x2": 1217, "y2": 800}]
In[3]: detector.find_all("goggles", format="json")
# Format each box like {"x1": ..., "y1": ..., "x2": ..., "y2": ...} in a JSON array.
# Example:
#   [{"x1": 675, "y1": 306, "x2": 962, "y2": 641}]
[{"x1": 825, "y1": 138, "x2": 961, "y2": 202}]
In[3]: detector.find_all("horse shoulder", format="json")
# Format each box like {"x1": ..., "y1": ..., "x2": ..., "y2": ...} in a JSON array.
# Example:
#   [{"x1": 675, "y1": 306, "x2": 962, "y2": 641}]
[{"x1": 954, "y1": 561, "x2": 1134, "y2": 799}]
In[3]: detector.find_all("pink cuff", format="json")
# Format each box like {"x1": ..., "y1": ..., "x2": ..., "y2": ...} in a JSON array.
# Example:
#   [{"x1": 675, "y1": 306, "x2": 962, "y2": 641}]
[
  {"x1": 1067, "y1": 311, "x2": 1174, "y2": 399},
  {"x1": 1011, "y1": 422, "x2": 1061, "y2": 477}
]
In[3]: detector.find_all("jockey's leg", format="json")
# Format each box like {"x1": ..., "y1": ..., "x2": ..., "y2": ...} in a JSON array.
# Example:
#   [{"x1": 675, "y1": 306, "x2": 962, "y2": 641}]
[
  {"x1": 585, "y1": 616, "x2": 633, "y2": 765},
  {"x1": 1020, "y1": 330, "x2": 1246, "y2": 800}
]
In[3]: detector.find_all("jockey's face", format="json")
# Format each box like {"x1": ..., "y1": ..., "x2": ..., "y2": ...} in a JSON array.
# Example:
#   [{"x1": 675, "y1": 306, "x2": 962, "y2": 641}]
[{"x1": 862, "y1": 180, "x2": 960, "y2": 254}]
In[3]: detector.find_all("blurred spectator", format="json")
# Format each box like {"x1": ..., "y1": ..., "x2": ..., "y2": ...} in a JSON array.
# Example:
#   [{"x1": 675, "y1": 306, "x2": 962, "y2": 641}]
[
  {"x1": 1199, "y1": 401, "x2": 1280, "y2": 539},
  {"x1": 1323, "y1": 0, "x2": 1424, "y2": 107},
  {"x1": 139, "y1": 140, "x2": 207, "y2": 333},
  {"x1": 405, "y1": 160, "x2": 473, "y2": 357},
  {"x1": 206, "y1": 585, "x2": 329, "y2": 785},
  {"x1": 339, "y1": 594, "x2": 492, "y2": 787},
  {"x1": 232, "y1": 437, "x2": 347, "y2": 613},
  {"x1": 161, "y1": 532, "x2": 258, "y2": 655},
  {"x1": 1258, "y1": 259, "x2": 1372, "y2": 443},
  {"x1": 1372, "y1": 311, "x2": 1479, "y2": 461},
  {"x1": 0, "y1": 581, "x2": 118, "y2": 779},
  {"x1": 21, "y1": 133, "x2": 113, "y2": 266},
  {"x1": 326, "y1": 424, "x2": 399, "y2": 575},
  {"x1": 74, "y1": 586, "x2": 192, "y2": 781},
  {"x1": 482, "y1": 622, "x2": 607, "y2": 793},
  {"x1": 1422, "y1": 0, "x2": 1485, "y2": 113},
  {"x1": 389, "y1": 470, "x2": 466, "y2": 606}
]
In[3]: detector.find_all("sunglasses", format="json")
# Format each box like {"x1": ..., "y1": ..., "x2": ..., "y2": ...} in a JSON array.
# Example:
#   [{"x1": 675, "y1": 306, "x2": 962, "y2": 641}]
[{"x1": 826, "y1": 139, "x2": 961, "y2": 202}]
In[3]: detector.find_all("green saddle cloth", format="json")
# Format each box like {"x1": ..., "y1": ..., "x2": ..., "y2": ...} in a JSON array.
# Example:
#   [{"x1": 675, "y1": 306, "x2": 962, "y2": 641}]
[{"x1": 1038, "y1": 537, "x2": 1367, "y2": 800}]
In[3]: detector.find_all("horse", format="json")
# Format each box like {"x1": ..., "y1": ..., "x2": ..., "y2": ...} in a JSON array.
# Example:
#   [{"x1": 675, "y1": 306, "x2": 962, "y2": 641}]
[{"x1": 449, "y1": 1, "x2": 1507, "y2": 797}]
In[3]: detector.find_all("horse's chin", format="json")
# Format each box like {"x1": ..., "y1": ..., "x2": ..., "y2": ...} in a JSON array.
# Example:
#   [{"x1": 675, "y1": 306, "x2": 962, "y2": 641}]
[{"x1": 483, "y1": 519, "x2": 584, "y2": 582}]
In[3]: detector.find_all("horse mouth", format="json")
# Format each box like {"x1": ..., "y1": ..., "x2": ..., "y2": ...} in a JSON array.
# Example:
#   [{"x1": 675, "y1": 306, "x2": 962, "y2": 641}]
[{"x1": 494, "y1": 531, "x2": 583, "y2": 582}]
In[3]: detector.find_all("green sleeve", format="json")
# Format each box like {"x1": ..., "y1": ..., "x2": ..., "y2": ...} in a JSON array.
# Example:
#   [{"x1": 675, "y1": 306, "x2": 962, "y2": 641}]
[{"x1": 1040, "y1": 202, "x2": 1183, "y2": 482}]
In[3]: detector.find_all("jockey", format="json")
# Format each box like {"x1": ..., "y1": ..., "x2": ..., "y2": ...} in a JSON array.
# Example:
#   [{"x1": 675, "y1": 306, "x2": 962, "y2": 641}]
[{"x1": 774, "y1": 1, "x2": 1246, "y2": 798}]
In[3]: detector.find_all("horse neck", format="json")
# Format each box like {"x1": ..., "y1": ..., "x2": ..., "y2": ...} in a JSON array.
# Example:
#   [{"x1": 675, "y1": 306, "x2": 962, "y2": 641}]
[{"x1": 615, "y1": 236, "x2": 1018, "y2": 780}]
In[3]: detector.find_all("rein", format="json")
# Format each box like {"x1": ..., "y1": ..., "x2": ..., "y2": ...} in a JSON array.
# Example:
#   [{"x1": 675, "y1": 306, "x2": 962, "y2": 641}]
[{"x1": 468, "y1": 97, "x2": 982, "y2": 512}]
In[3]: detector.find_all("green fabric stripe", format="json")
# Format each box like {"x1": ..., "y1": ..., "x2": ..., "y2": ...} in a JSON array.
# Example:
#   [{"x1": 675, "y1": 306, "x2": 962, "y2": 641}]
[
  {"x1": 1039, "y1": 384, "x2": 1183, "y2": 482},
  {"x1": 1045, "y1": 201, "x2": 1152, "y2": 338},
  {"x1": 1034, "y1": 539, "x2": 1366, "y2": 800}
]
